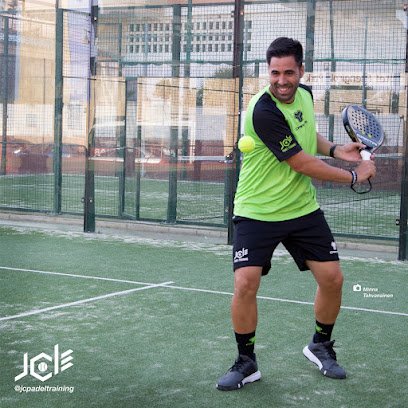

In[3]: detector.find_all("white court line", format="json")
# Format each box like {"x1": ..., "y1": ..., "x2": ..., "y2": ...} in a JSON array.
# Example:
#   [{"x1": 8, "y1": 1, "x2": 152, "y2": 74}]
[
  {"x1": 162, "y1": 284, "x2": 408, "y2": 318},
  {"x1": 0, "y1": 281, "x2": 173, "y2": 322},
  {"x1": 0, "y1": 266, "x2": 156, "y2": 286},
  {"x1": 1, "y1": 266, "x2": 407, "y2": 318}
]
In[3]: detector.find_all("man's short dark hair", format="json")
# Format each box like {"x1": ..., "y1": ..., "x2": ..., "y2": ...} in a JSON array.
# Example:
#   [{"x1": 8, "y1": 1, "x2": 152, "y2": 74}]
[{"x1": 266, "y1": 37, "x2": 303, "y2": 67}]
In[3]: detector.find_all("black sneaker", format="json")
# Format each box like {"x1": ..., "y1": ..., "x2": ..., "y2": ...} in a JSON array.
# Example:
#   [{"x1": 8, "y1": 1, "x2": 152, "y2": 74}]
[
  {"x1": 303, "y1": 340, "x2": 347, "y2": 379},
  {"x1": 216, "y1": 354, "x2": 261, "y2": 391}
]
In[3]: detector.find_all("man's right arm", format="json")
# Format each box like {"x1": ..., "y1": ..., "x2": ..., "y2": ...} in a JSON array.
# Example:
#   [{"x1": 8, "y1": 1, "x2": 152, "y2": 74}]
[{"x1": 285, "y1": 150, "x2": 376, "y2": 184}]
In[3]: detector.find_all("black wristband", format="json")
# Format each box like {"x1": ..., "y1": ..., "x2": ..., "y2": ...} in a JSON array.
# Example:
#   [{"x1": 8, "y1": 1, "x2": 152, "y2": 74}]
[
  {"x1": 329, "y1": 144, "x2": 337, "y2": 158},
  {"x1": 350, "y1": 170, "x2": 358, "y2": 186}
]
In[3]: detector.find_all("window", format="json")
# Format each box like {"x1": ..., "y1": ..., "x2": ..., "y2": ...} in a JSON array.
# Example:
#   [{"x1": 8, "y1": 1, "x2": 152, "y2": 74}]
[
  {"x1": 67, "y1": 106, "x2": 81, "y2": 130},
  {"x1": 26, "y1": 114, "x2": 37, "y2": 128},
  {"x1": 125, "y1": 14, "x2": 237, "y2": 60}
]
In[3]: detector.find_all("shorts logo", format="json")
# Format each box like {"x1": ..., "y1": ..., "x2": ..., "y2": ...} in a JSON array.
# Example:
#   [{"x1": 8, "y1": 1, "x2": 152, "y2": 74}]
[
  {"x1": 279, "y1": 135, "x2": 296, "y2": 152},
  {"x1": 330, "y1": 241, "x2": 338, "y2": 254},
  {"x1": 234, "y1": 247, "x2": 249, "y2": 263}
]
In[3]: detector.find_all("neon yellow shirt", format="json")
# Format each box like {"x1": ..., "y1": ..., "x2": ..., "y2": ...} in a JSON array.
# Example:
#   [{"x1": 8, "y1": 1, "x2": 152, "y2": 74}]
[{"x1": 234, "y1": 84, "x2": 319, "y2": 221}]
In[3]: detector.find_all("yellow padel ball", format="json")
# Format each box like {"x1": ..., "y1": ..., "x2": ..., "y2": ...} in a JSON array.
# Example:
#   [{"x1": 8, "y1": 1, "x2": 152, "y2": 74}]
[{"x1": 238, "y1": 136, "x2": 255, "y2": 153}]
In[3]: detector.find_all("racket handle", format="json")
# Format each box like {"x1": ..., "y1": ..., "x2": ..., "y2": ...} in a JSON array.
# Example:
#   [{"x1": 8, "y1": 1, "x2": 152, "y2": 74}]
[{"x1": 360, "y1": 149, "x2": 371, "y2": 160}]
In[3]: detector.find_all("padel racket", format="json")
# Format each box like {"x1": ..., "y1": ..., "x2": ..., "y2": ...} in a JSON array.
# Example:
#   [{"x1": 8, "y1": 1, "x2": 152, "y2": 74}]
[{"x1": 342, "y1": 105, "x2": 385, "y2": 193}]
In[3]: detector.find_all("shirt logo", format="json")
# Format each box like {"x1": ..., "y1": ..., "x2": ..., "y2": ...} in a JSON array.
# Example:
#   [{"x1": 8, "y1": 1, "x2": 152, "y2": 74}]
[
  {"x1": 294, "y1": 110, "x2": 309, "y2": 131},
  {"x1": 234, "y1": 247, "x2": 249, "y2": 263},
  {"x1": 279, "y1": 135, "x2": 297, "y2": 152},
  {"x1": 294, "y1": 110, "x2": 303, "y2": 122}
]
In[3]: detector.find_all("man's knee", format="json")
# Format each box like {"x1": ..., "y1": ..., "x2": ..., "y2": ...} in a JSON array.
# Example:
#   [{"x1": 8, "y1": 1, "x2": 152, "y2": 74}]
[
  {"x1": 309, "y1": 261, "x2": 344, "y2": 292},
  {"x1": 320, "y1": 267, "x2": 344, "y2": 292},
  {"x1": 234, "y1": 267, "x2": 262, "y2": 298}
]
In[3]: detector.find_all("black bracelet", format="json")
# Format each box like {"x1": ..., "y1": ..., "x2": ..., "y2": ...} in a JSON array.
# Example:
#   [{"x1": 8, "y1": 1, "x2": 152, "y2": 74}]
[
  {"x1": 350, "y1": 170, "x2": 358, "y2": 186},
  {"x1": 329, "y1": 144, "x2": 337, "y2": 158}
]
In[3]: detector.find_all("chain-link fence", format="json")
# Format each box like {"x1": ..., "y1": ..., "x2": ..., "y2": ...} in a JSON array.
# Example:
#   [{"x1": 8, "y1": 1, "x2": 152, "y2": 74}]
[{"x1": 0, "y1": 0, "x2": 407, "y2": 255}]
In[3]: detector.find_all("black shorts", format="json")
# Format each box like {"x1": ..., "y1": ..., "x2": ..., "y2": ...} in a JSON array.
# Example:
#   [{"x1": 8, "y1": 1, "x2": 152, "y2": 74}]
[{"x1": 232, "y1": 209, "x2": 339, "y2": 274}]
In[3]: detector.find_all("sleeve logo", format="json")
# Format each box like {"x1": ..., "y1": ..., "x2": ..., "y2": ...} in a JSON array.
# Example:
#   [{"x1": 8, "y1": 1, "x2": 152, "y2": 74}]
[{"x1": 279, "y1": 135, "x2": 297, "y2": 152}]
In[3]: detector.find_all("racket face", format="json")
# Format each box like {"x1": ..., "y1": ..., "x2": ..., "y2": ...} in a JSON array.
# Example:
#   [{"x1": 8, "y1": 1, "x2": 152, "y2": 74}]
[{"x1": 342, "y1": 105, "x2": 385, "y2": 152}]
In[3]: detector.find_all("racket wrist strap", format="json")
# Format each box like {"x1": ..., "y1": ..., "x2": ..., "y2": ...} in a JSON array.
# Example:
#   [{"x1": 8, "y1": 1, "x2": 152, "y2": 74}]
[
  {"x1": 350, "y1": 170, "x2": 358, "y2": 187},
  {"x1": 329, "y1": 144, "x2": 337, "y2": 158}
]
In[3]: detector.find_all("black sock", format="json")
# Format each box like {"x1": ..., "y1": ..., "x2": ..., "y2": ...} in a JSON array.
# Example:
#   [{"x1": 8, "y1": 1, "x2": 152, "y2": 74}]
[
  {"x1": 313, "y1": 321, "x2": 334, "y2": 343},
  {"x1": 235, "y1": 331, "x2": 256, "y2": 359}
]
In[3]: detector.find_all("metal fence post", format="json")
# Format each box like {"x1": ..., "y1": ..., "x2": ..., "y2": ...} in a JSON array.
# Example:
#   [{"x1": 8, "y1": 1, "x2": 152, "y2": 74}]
[
  {"x1": 1, "y1": 15, "x2": 9, "y2": 176},
  {"x1": 53, "y1": 6, "x2": 63, "y2": 214},
  {"x1": 83, "y1": 119, "x2": 96, "y2": 232},
  {"x1": 135, "y1": 124, "x2": 142, "y2": 220},
  {"x1": 398, "y1": 7, "x2": 408, "y2": 260},
  {"x1": 84, "y1": 2, "x2": 98, "y2": 232},
  {"x1": 167, "y1": 125, "x2": 179, "y2": 223},
  {"x1": 399, "y1": 123, "x2": 408, "y2": 260},
  {"x1": 167, "y1": 5, "x2": 181, "y2": 223},
  {"x1": 305, "y1": 0, "x2": 316, "y2": 73},
  {"x1": 118, "y1": 113, "x2": 126, "y2": 218},
  {"x1": 227, "y1": 0, "x2": 244, "y2": 244}
]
